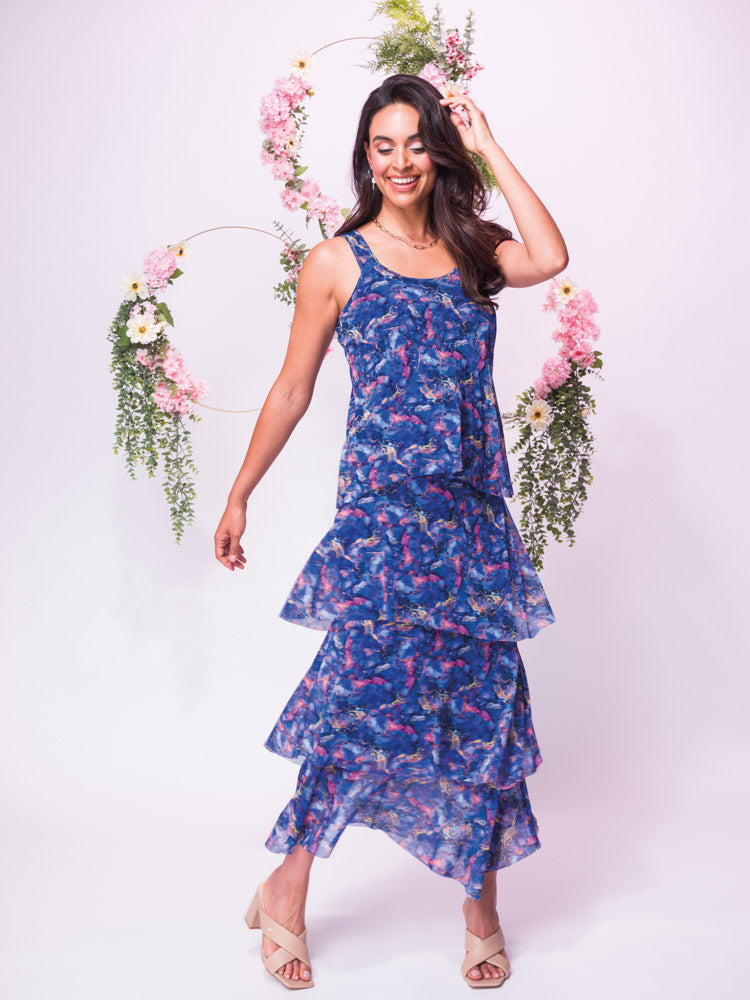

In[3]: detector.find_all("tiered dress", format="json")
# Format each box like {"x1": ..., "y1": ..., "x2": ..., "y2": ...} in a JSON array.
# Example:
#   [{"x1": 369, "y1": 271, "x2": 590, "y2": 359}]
[{"x1": 263, "y1": 228, "x2": 555, "y2": 900}]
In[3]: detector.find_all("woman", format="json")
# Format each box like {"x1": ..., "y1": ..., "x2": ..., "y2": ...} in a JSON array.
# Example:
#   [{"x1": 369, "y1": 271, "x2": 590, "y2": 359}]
[{"x1": 214, "y1": 73, "x2": 567, "y2": 990}]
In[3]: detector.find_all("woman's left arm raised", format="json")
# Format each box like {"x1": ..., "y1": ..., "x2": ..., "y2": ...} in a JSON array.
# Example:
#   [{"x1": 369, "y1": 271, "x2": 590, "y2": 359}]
[{"x1": 440, "y1": 91, "x2": 569, "y2": 288}]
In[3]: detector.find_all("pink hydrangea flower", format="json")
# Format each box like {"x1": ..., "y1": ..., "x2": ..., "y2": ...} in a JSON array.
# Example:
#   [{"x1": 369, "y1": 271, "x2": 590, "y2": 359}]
[
  {"x1": 281, "y1": 187, "x2": 305, "y2": 211},
  {"x1": 271, "y1": 157, "x2": 295, "y2": 182},
  {"x1": 541, "y1": 355, "x2": 572, "y2": 389},
  {"x1": 533, "y1": 376, "x2": 549, "y2": 398},
  {"x1": 570, "y1": 342, "x2": 595, "y2": 367},
  {"x1": 300, "y1": 178, "x2": 320, "y2": 201},
  {"x1": 161, "y1": 345, "x2": 186, "y2": 383},
  {"x1": 419, "y1": 61, "x2": 448, "y2": 90},
  {"x1": 259, "y1": 86, "x2": 293, "y2": 127},
  {"x1": 143, "y1": 247, "x2": 178, "y2": 292},
  {"x1": 153, "y1": 381, "x2": 182, "y2": 415},
  {"x1": 566, "y1": 289, "x2": 600, "y2": 340},
  {"x1": 149, "y1": 343, "x2": 207, "y2": 417},
  {"x1": 266, "y1": 119, "x2": 297, "y2": 155},
  {"x1": 307, "y1": 192, "x2": 339, "y2": 220},
  {"x1": 322, "y1": 209, "x2": 345, "y2": 238},
  {"x1": 153, "y1": 376, "x2": 206, "y2": 417},
  {"x1": 273, "y1": 73, "x2": 309, "y2": 108},
  {"x1": 129, "y1": 300, "x2": 157, "y2": 322},
  {"x1": 259, "y1": 75, "x2": 308, "y2": 137}
]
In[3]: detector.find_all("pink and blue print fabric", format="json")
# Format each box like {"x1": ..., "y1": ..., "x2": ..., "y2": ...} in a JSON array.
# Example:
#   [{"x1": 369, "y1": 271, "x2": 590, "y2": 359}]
[{"x1": 264, "y1": 229, "x2": 554, "y2": 899}]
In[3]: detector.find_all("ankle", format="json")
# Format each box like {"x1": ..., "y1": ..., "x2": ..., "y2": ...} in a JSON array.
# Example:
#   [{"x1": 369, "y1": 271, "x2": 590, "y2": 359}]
[
  {"x1": 463, "y1": 894, "x2": 497, "y2": 912},
  {"x1": 270, "y1": 861, "x2": 310, "y2": 895},
  {"x1": 463, "y1": 896, "x2": 499, "y2": 933}
]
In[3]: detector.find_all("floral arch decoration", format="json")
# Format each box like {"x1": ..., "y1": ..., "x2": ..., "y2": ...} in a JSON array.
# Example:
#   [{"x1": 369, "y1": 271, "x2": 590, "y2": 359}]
[{"x1": 108, "y1": 0, "x2": 603, "y2": 568}]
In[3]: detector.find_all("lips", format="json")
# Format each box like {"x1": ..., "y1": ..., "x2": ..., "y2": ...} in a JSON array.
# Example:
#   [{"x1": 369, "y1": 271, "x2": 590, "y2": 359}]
[{"x1": 387, "y1": 176, "x2": 418, "y2": 191}]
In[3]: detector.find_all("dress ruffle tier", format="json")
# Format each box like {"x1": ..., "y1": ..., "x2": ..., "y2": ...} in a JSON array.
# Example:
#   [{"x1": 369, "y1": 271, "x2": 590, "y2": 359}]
[
  {"x1": 266, "y1": 473, "x2": 553, "y2": 899},
  {"x1": 265, "y1": 619, "x2": 543, "y2": 900},
  {"x1": 280, "y1": 475, "x2": 555, "y2": 642}
]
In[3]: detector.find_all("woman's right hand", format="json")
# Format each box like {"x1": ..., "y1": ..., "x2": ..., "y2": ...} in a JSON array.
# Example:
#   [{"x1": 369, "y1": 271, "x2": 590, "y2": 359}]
[{"x1": 214, "y1": 502, "x2": 248, "y2": 571}]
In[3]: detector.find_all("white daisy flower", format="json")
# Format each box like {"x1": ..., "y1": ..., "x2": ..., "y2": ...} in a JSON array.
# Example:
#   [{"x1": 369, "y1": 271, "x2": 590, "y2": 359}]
[
  {"x1": 168, "y1": 242, "x2": 191, "y2": 262},
  {"x1": 126, "y1": 315, "x2": 163, "y2": 345},
  {"x1": 554, "y1": 276, "x2": 578, "y2": 305},
  {"x1": 525, "y1": 398, "x2": 554, "y2": 433},
  {"x1": 289, "y1": 50, "x2": 315, "y2": 79},
  {"x1": 122, "y1": 271, "x2": 150, "y2": 302}
]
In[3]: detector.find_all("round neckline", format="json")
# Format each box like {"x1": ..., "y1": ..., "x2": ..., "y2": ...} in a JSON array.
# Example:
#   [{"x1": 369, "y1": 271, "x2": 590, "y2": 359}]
[{"x1": 353, "y1": 229, "x2": 459, "y2": 282}]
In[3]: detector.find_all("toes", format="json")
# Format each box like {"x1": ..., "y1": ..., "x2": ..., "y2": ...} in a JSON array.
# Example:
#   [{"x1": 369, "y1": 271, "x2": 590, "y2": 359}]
[
  {"x1": 468, "y1": 966, "x2": 482, "y2": 978},
  {"x1": 262, "y1": 935, "x2": 311, "y2": 983},
  {"x1": 481, "y1": 961, "x2": 501, "y2": 979}
]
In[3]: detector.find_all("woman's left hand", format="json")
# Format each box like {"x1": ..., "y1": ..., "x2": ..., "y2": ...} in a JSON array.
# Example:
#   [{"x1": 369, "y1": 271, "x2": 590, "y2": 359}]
[{"x1": 439, "y1": 91, "x2": 496, "y2": 158}]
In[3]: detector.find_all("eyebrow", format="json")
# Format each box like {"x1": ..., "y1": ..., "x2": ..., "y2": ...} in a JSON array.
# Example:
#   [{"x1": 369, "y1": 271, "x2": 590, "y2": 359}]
[{"x1": 371, "y1": 133, "x2": 422, "y2": 142}]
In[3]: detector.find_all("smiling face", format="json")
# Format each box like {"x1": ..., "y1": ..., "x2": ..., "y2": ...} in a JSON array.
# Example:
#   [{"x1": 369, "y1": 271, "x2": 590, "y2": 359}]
[{"x1": 364, "y1": 102, "x2": 438, "y2": 209}]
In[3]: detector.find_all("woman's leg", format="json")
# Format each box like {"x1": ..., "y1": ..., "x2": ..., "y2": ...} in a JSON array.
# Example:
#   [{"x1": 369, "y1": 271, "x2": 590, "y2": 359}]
[
  {"x1": 260, "y1": 843, "x2": 316, "y2": 982},
  {"x1": 462, "y1": 869, "x2": 507, "y2": 982}
]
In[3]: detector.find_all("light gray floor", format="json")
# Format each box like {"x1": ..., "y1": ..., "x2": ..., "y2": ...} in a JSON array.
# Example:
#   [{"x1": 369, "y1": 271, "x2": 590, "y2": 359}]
[{"x1": 2, "y1": 753, "x2": 745, "y2": 999}]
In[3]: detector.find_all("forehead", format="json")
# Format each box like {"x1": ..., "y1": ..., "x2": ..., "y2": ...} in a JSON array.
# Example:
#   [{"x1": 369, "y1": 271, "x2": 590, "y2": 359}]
[{"x1": 368, "y1": 102, "x2": 421, "y2": 139}]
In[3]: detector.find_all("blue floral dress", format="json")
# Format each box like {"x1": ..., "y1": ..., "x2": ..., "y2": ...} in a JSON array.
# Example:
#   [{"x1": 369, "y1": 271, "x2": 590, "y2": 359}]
[{"x1": 263, "y1": 228, "x2": 555, "y2": 900}]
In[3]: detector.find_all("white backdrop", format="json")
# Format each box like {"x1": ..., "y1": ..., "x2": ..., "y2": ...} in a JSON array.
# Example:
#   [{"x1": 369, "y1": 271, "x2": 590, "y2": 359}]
[{"x1": 1, "y1": 1, "x2": 748, "y2": 997}]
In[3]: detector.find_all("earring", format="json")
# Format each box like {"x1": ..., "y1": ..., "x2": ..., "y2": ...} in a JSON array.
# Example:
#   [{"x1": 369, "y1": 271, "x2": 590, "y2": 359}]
[{"x1": 370, "y1": 169, "x2": 376, "y2": 187}]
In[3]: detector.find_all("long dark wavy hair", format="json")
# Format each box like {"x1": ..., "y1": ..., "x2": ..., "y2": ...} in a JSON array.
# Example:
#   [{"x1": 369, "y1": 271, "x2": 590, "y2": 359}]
[{"x1": 334, "y1": 74, "x2": 515, "y2": 309}]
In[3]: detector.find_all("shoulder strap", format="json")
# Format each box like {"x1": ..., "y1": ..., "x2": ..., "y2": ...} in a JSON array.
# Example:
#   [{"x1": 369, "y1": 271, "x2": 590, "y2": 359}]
[{"x1": 341, "y1": 229, "x2": 376, "y2": 270}]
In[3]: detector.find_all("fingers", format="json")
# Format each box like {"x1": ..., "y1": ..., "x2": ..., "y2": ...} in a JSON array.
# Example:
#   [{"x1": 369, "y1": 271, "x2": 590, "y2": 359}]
[
  {"x1": 440, "y1": 92, "x2": 482, "y2": 119},
  {"x1": 229, "y1": 540, "x2": 247, "y2": 570},
  {"x1": 440, "y1": 91, "x2": 474, "y2": 108},
  {"x1": 440, "y1": 93, "x2": 474, "y2": 132},
  {"x1": 214, "y1": 531, "x2": 246, "y2": 571},
  {"x1": 441, "y1": 88, "x2": 475, "y2": 102}
]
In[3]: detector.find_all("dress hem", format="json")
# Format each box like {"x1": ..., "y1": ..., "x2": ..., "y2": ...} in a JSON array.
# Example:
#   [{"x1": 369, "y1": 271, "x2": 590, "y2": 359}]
[
  {"x1": 263, "y1": 739, "x2": 542, "y2": 798},
  {"x1": 264, "y1": 818, "x2": 542, "y2": 901},
  {"x1": 262, "y1": 743, "x2": 543, "y2": 900},
  {"x1": 279, "y1": 607, "x2": 556, "y2": 642}
]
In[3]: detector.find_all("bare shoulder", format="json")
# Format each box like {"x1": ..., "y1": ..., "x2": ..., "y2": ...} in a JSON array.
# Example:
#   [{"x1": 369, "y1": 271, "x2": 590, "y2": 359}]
[
  {"x1": 305, "y1": 236, "x2": 352, "y2": 270},
  {"x1": 302, "y1": 234, "x2": 360, "y2": 313}
]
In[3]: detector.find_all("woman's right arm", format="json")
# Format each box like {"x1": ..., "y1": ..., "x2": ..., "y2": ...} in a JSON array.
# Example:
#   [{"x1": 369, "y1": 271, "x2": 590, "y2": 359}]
[{"x1": 214, "y1": 238, "x2": 341, "y2": 571}]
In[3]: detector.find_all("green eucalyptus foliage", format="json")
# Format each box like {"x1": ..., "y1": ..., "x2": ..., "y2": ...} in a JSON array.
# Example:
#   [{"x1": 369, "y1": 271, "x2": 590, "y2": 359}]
[
  {"x1": 108, "y1": 288, "x2": 200, "y2": 544},
  {"x1": 507, "y1": 353, "x2": 603, "y2": 570},
  {"x1": 272, "y1": 221, "x2": 311, "y2": 307}
]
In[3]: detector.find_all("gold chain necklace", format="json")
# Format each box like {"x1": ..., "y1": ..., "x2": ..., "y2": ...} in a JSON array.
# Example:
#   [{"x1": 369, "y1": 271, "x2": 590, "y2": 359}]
[{"x1": 374, "y1": 217, "x2": 439, "y2": 250}]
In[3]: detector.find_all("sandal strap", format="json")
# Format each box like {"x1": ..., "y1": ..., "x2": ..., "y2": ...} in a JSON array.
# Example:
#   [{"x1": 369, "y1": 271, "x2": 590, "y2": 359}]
[
  {"x1": 263, "y1": 943, "x2": 298, "y2": 977},
  {"x1": 462, "y1": 927, "x2": 510, "y2": 979},
  {"x1": 258, "y1": 906, "x2": 312, "y2": 970}
]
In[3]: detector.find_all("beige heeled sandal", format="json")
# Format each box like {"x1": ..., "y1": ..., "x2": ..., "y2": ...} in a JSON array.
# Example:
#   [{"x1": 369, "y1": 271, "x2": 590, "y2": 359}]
[
  {"x1": 461, "y1": 925, "x2": 511, "y2": 989},
  {"x1": 245, "y1": 881, "x2": 315, "y2": 990}
]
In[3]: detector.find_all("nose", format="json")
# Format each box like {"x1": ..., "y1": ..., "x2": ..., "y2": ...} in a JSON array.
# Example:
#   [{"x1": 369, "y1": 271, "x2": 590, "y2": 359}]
[{"x1": 394, "y1": 145, "x2": 412, "y2": 172}]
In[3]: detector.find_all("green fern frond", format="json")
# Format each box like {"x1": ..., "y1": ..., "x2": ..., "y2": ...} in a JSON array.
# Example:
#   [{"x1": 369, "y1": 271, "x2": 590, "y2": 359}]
[{"x1": 370, "y1": 0, "x2": 430, "y2": 31}]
